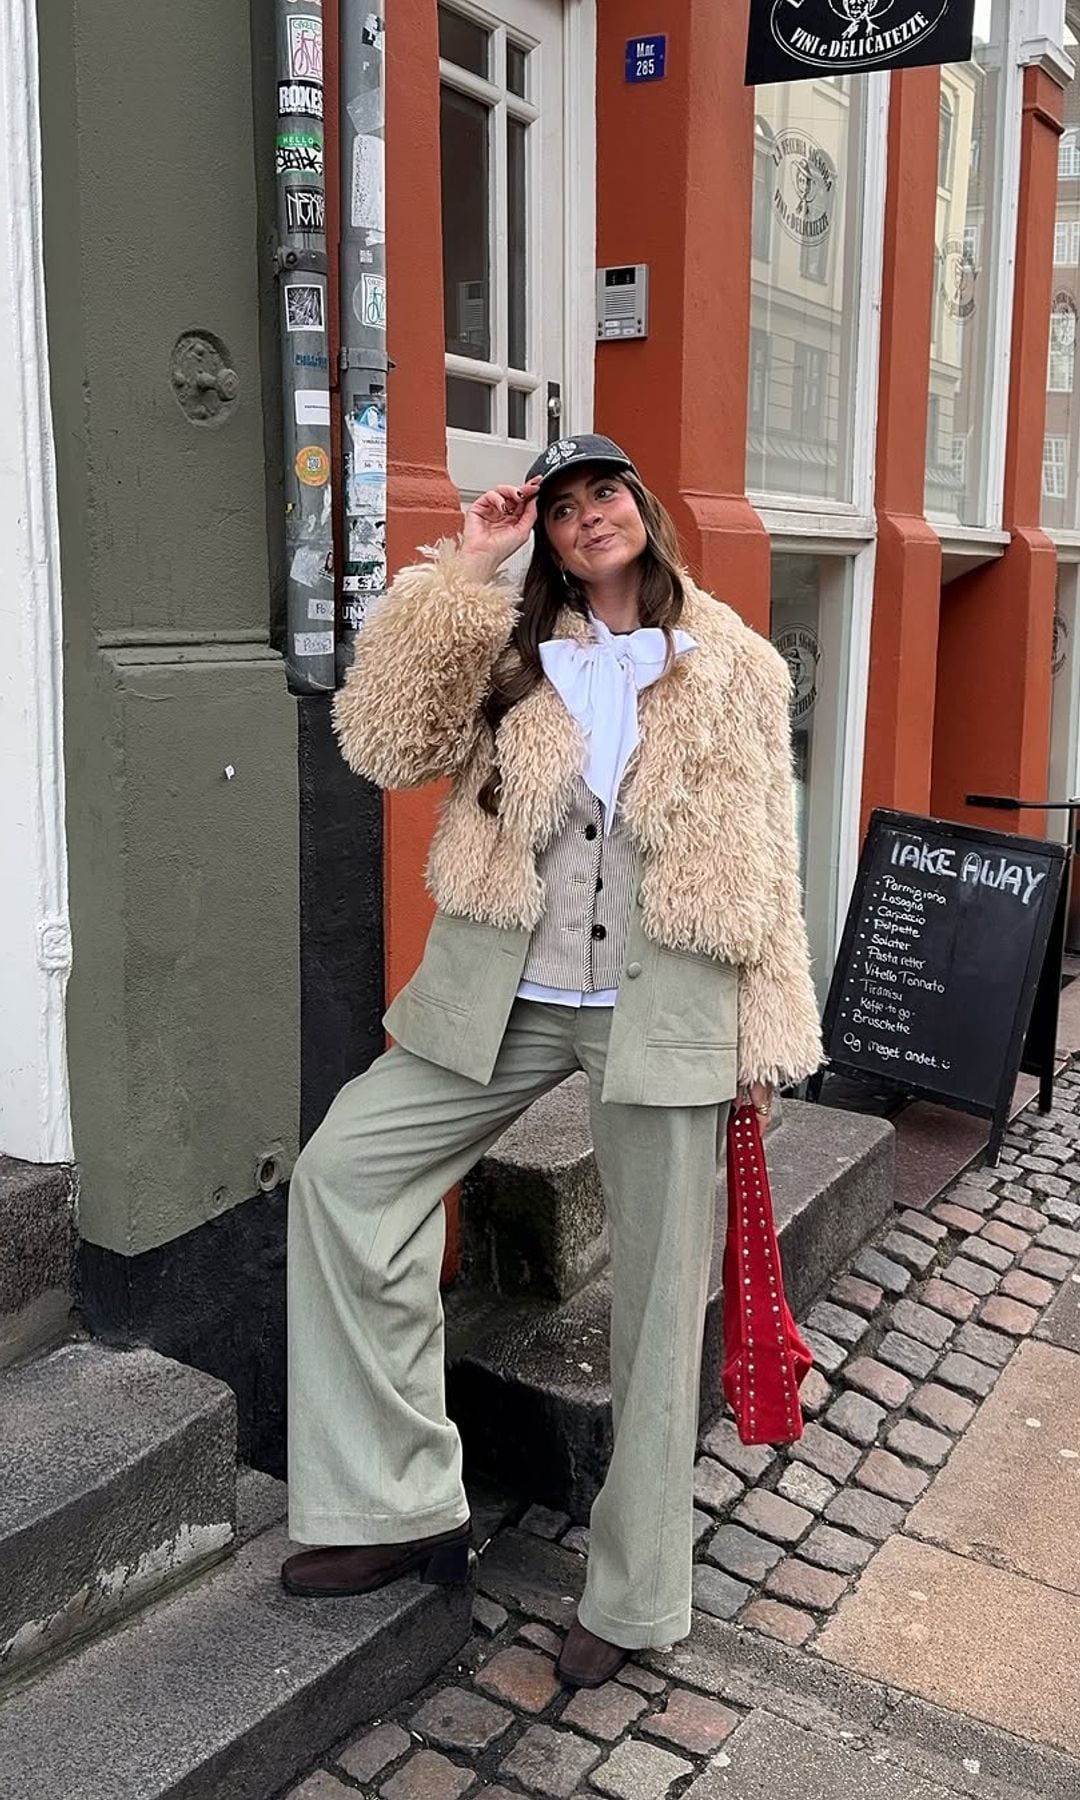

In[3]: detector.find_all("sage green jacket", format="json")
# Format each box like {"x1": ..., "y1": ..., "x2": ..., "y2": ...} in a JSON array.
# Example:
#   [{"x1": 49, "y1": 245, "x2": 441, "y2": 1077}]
[{"x1": 334, "y1": 543, "x2": 823, "y2": 1098}]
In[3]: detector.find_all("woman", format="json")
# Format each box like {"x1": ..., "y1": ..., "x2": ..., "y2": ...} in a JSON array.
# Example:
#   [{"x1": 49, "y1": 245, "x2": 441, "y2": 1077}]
[{"x1": 282, "y1": 434, "x2": 822, "y2": 1688}]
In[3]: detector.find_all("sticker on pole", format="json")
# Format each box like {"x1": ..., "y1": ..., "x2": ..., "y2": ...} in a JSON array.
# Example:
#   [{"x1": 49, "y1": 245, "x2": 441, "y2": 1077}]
[
  {"x1": 278, "y1": 80, "x2": 323, "y2": 119},
  {"x1": 276, "y1": 132, "x2": 323, "y2": 177},
  {"x1": 288, "y1": 14, "x2": 323, "y2": 81},
  {"x1": 295, "y1": 388, "x2": 331, "y2": 427},
  {"x1": 285, "y1": 187, "x2": 326, "y2": 234},
  {"x1": 293, "y1": 630, "x2": 334, "y2": 658},
  {"x1": 295, "y1": 444, "x2": 331, "y2": 487},
  {"x1": 351, "y1": 134, "x2": 384, "y2": 231},
  {"x1": 285, "y1": 284, "x2": 326, "y2": 333},
  {"x1": 353, "y1": 273, "x2": 387, "y2": 330}
]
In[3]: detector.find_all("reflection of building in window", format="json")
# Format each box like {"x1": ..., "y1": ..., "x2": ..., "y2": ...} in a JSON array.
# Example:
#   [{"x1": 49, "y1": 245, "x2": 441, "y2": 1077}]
[
  {"x1": 963, "y1": 223, "x2": 979, "y2": 267},
  {"x1": 969, "y1": 130, "x2": 981, "y2": 179},
  {"x1": 746, "y1": 77, "x2": 861, "y2": 503},
  {"x1": 1044, "y1": 435, "x2": 1069, "y2": 499},
  {"x1": 753, "y1": 127, "x2": 773, "y2": 264},
  {"x1": 951, "y1": 435, "x2": 968, "y2": 486},
  {"x1": 800, "y1": 230, "x2": 829, "y2": 285},
  {"x1": 1049, "y1": 298, "x2": 1077, "y2": 392},
  {"x1": 793, "y1": 342, "x2": 825, "y2": 437},
  {"x1": 1043, "y1": 19, "x2": 1080, "y2": 534},
  {"x1": 1056, "y1": 220, "x2": 1080, "y2": 264},
  {"x1": 749, "y1": 331, "x2": 770, "y2": 431},
  {"x1": 938, "y1": 92, "x2": 955, "y2": 189}
]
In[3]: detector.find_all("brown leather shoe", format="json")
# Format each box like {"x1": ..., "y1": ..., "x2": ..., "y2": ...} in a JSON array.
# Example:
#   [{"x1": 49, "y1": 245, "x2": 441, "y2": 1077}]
[
  {"x1": 555, "y1": 1618, "x2": 629, "y2": 1688},
  {"x1": 281, "y1": 1521, "x2": 473, "y2": 1597}
]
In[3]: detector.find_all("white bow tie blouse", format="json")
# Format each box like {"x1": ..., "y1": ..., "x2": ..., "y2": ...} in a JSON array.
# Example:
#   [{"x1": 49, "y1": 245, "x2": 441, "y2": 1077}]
[{"x1": 516, "y1": 613, "x2": 698, "y2": 1009}]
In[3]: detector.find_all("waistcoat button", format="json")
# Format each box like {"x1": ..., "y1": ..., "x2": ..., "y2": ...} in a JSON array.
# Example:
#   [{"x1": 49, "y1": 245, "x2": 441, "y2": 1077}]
[
  {"x1": 584, "y1": 823, "x2": 598, "y2": 841},
  {"x1": 591, "y1": 923, "x2": 606, "y2": 940}
]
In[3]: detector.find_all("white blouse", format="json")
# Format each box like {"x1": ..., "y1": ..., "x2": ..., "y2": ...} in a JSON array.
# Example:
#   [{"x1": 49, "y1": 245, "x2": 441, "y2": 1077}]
[{"x1": 516, "y1": 614, "x2": 698, "y2": 1009}]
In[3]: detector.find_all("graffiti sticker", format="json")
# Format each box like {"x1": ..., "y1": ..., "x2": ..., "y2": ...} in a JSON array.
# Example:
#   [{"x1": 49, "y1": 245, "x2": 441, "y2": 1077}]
[
  {"x1": 285, "y1": 186, "x2": 326, "y2": 234},
  {"x1": 288, "y1": 14, "x2": 323, "y2": 81},
  {"x1": 285, "y1": 283, "x2": 326, "y2": 333},
  {"x1": 276, "y1": 131, "x2": 323, "y2": 177}
]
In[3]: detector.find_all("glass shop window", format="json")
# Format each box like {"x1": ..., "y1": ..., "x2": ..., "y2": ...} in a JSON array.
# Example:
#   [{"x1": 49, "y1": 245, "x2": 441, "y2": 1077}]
[{"x1": 747, "y1": 78, "x2": 868, "y2": 504}]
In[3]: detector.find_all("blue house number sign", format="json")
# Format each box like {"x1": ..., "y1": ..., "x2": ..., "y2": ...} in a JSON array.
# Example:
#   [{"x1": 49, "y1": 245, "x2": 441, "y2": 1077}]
[{"x1": 625, "y1": 35, "x2": 666, "y2": 82}]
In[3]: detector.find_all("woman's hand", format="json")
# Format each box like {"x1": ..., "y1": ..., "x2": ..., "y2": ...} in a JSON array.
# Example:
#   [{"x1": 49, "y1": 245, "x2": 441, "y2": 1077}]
[
  {"x1": 737, "y1": 1081, "x2": 774, "y2": 1127},
  {"x1": 460, "y1": 479, "x2": 542, "y2": 582}
]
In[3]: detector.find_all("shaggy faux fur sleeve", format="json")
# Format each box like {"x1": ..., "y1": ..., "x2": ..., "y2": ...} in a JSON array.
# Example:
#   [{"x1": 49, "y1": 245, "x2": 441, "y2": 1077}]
[
  {"x1": 331, "y1": 540, "x2": 517, "y2": 788},
  {"x1": 737, "y1": 648, "x2": 824, "y2": 1089}
]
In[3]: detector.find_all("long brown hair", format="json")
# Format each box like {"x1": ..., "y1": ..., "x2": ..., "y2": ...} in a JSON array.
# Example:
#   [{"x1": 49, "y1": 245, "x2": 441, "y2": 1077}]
[{"x1": 477, "y1": 468, "x2": 688, "y2": 817}]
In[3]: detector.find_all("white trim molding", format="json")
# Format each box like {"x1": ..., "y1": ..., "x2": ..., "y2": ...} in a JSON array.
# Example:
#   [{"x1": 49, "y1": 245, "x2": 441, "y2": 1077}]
[
  {"x1": 0, "y1": 0, "x2": 72, "y2": 1162},
  {"x1": 1019, "y1": 0, "x2": 1075, "y2": 84}
]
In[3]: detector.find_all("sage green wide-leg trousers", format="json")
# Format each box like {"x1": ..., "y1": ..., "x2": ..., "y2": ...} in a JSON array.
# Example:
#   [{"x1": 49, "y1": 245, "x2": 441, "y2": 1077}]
[{"x1": 287, "y1": 998, "x2": 727, "y2": 1649}]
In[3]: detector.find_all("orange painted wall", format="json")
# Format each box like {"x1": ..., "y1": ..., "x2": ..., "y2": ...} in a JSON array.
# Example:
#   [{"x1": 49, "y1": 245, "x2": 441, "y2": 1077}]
[
  {"x1": 385, "y1": 0, "x2": 463, "y2": 1006},
  {"x1": 861, "y1": 68, "x2": 943, "y2": 832},
  {"x1": 930, "y1": 65, "x2": 1064, "y2": 839},
  {"x1": 386, "y1": 0, "x2": 466, "y2": 1277},
  {"x1": 594, "y1": 0, "x2": 770, "y2": 632}
]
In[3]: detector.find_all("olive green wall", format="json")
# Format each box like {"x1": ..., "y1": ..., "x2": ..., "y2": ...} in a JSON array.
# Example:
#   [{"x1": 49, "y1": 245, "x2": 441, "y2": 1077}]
[{"x1": 39, "y1": 0, "x2": 299, "y2": 1255}]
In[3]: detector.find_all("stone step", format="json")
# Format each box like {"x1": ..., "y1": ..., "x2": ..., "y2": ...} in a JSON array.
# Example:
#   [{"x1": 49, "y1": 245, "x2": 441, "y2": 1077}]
[
  {"x1": 0, "y1": 1520, "x2": 474, "y2": 1800},
  {"x1": 447, "y1": 1098, "x2": 894, "y2": 1519},
  {"x1": 0, "y1": 1154, "x2": 76, "y2": 1368},
  {"x1": 1, "y1": 1341, "x2": 236, "y2": 1679}
]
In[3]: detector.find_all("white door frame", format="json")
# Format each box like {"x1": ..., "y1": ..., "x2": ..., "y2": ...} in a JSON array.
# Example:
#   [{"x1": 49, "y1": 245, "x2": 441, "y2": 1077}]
[
  {"x1": 443, "y1": 0, "x2": 596, "y2": 497},
  {"x1": 0, "y1": 0, "x2": 72, "y2": 1164}
]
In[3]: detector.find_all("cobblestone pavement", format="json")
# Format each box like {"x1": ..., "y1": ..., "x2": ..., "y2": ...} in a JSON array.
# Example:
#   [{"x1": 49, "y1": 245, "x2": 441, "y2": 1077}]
[{"x1": 283, "y1": 1071, "x2": 1080, "y2": 1800}]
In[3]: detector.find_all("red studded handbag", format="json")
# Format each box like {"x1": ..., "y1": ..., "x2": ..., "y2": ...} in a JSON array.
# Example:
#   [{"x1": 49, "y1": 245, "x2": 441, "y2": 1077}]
[{"x1": 721, "y1": 1103, "x2": 813, "y2": 1446}]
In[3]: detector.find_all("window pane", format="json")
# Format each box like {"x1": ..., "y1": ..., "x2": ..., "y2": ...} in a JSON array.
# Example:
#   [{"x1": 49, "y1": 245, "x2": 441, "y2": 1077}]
[
  {"x1": 446, "y1": 377, "x2": 492, "y2": 432},
  {"x1": 440, "y1": 87, "x2": 490, "y2": 361},
  {"x1": 1044, "y1": 43, "x2": 1080, "y2": 531},
  {"x1": 770, "y1": 552, "x2": 852, "y2": 1000},
  {"x1": 508, "y1": 389, "x2": 529, "y2": 439},
  {"x1": 925, "y1": 1, "x2": 1008, "y2": 524},
  {"x1": 438, "y1": 5, "x2": 489, "y2": 76},
  {"x1": 508, "y1": 119, "x2": 528, "y2": 369},
  {"x1": 507, "y1": 42, "x2": 528, "y2": 98},
  {"x1": 746, "y1": 79, "x2": 866, "y2": 503}
]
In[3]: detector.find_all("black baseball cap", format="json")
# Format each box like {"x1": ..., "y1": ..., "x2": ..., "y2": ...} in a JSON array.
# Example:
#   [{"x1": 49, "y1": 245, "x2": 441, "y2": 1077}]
[{"x1": 525, "y1": 434, "x2": 637, "y2": 494}]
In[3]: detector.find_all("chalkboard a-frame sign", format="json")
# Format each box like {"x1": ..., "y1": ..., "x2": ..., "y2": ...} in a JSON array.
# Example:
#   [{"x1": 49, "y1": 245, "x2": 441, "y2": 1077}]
[{"x1": 813, "y1": 810, "x2": 1068, "y2": 1162}]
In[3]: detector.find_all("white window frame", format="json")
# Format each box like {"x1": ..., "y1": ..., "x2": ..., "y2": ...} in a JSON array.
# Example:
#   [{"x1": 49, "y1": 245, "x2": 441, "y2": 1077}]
[
  {"x1": 1055, "y1": 218, "x2": 1080, "y2": 264},
  {"x1": 440, "y1": 0, "x2": 595, "y2": 474},
  {"x1": 1049, "y1": 345, "x2": 1075, "y2": 391},
  {"x1": 1061, "y1": 128, "x2": 1080, "y2": 177},
  {"x1": 1044, "y1": 434, "x2": 1069, "y2": 498}
]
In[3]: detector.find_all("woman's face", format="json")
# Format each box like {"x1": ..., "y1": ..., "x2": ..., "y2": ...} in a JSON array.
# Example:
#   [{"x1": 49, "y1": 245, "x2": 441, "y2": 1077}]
[{"x1": 543, "y1": 468, "x2": 648, "y2": 584}]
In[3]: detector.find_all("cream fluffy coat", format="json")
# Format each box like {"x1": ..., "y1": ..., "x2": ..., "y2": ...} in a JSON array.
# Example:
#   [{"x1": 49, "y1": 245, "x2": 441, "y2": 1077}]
[{"x1": 333, "y1": 541, "x2": 823, "y2": 1088}]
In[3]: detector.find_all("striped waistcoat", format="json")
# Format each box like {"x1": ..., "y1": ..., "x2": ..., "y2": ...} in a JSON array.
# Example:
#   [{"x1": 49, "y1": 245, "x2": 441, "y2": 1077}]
[{"x1": 520, "y1": 775, "x2": 637, "y2": 992}]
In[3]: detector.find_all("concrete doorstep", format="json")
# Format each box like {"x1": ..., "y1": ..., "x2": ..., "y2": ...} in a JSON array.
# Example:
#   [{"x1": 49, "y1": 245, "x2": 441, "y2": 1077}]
[
  {"x1": 447, "y1": 1095, "x2": 894, "y2": 1519},
  {"x1": 0, "y1": 1505, "x2": 474, "y2": 1800},
  {"x1": 0, "y1": 1341, "x2": 236, "y2": 1680}
]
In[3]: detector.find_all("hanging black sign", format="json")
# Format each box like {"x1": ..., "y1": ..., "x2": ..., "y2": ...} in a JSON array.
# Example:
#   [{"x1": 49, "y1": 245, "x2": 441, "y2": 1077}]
[
  {"x1": 745, "y1": 0, "x2": 975, "y2": 85},
  {"x1": 811, "y1": 810, "x2": 1067, "y2": 1162}
]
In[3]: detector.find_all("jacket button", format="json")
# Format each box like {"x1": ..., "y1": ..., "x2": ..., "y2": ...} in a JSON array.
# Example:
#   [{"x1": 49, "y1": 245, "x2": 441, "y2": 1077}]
[
  {"x1": 626, "y1": 960, "x2": 642, "y2": 979},
  {"x1": 591, "y1": 923, "x2": 606, "y2": 941},
  {"x1": 584, "y1": 823, "x2": 598, "y2": 841}
]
